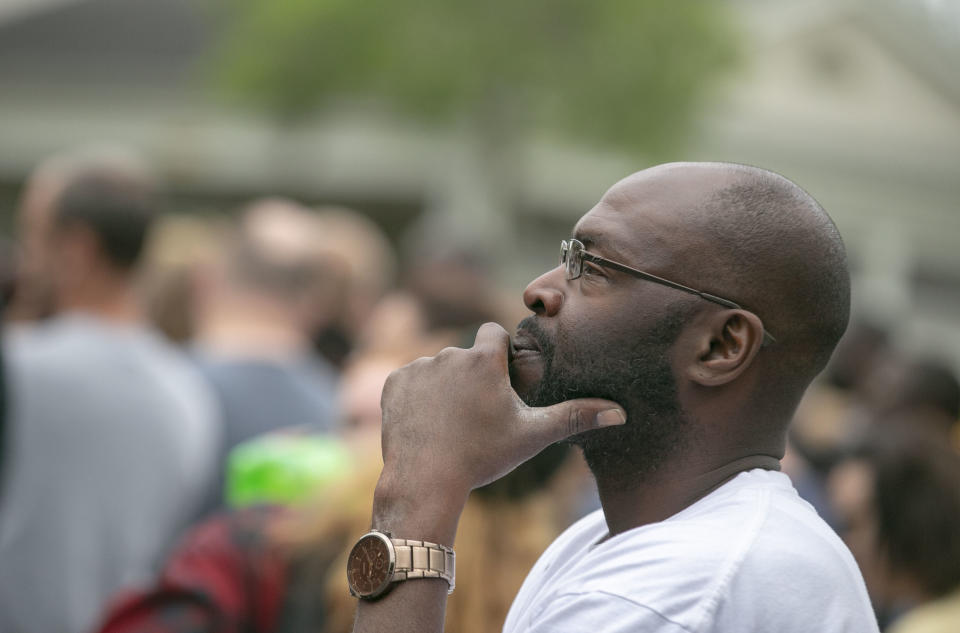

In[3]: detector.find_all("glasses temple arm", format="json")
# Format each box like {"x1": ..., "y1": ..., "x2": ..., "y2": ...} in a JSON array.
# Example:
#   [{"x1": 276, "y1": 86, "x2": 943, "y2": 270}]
[
  {"x1": 585, "y1": 254, "x2": 721, "y2": 301},
  {"x1": 584, "y1": 253, "x2": 778, "y2": 345}
]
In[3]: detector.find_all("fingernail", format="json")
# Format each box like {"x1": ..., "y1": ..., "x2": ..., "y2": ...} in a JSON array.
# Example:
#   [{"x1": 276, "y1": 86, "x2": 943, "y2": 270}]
[{"x1": 596, "y1": 409, "x2": 626, "y2": 427}]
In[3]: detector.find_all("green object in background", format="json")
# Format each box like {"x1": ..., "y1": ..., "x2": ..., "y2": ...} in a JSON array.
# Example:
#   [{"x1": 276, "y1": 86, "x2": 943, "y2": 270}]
[{"x1": 226, "y1": 433, "x2": 353, "y2": 508}]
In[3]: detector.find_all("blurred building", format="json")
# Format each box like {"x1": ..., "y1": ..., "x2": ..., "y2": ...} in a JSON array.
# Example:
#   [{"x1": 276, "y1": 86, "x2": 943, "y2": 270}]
[{"x1": 0, "y1": 0, "x2": 958, "y2": 365}]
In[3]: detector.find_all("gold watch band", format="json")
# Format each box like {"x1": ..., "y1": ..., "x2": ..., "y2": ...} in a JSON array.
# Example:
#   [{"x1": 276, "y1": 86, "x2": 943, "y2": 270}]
[{"x1": 390, "y1": 538, "x2": 456, "y2": 594}]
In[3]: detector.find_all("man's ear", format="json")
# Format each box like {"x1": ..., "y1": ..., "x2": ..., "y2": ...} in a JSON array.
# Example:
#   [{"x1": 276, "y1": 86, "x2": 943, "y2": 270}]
[{"x1": 686, "y1": 311, "x2": 765, "y2": 387}]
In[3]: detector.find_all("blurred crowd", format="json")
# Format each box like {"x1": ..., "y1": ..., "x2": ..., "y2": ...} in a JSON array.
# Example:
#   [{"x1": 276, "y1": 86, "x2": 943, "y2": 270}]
[
  {"x1": 786, "y1": 322, "x2": 960, "y2": 632},
  {"x1": 0, "y1": 146, "x2": 957, "y2": 633}
]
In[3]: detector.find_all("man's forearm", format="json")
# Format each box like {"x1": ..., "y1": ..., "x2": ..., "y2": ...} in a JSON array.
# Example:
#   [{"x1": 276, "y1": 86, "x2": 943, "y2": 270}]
[
  {"x1": 352, "y1": 477, "x2": 467, "y2": 633},
  {"x1": 354, "y1": 570, "x2": 451, "y2": 633}
]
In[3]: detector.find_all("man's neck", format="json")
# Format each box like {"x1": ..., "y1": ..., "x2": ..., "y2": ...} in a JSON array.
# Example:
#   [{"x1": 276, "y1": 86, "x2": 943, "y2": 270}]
[{"x1": 594, "y1": 453, "x2": 781, "y2": 538}]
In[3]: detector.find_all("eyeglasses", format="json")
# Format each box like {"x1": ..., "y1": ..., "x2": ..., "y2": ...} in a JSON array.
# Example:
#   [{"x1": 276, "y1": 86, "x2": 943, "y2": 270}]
[{"x1": 560, "y1": 239, "x2": 777, "y2": 345}]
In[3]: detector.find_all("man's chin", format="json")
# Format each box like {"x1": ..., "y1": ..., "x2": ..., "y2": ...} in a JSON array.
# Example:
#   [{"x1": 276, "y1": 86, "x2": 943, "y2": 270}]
[{"x1": 508, "y1": 355, "x2": 545, "y2": 405}]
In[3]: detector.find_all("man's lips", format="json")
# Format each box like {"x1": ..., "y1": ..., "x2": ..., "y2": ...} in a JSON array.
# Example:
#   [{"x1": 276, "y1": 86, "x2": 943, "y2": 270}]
[{"x1": 510, "y1": 331, "x2": 542, "y2": 362}]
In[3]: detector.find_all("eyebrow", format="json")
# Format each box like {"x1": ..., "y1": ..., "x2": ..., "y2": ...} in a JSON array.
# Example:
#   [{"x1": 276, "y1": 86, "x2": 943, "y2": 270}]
[{"x1": 571, "y1": 230, "x2": 629, "y2": 262}]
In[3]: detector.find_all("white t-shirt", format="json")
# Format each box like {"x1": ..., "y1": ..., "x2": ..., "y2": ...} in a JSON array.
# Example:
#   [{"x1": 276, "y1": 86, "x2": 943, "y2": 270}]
[{"x1": 503, "y1": 469, "x2": 879, "y2": 633}]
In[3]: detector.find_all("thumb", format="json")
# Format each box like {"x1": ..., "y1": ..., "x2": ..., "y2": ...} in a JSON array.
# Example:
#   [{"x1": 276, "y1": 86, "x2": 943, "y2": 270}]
[{"x1": 519, "y1": 398, "x2": 627, "y2": 447}]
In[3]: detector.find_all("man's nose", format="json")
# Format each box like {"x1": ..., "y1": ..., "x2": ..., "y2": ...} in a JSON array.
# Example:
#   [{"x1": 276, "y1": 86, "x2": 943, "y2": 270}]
[{"x1": 523, "y1": 267, "x2": 564, "y2": 316}]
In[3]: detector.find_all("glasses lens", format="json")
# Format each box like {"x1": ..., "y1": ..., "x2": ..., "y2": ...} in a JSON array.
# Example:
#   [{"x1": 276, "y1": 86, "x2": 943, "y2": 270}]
[
  {"x1": 560, "y1": 240, "x2": 584, "y2": 279},
  {"x1": 566, "y1": 240, "x2": 582, "y2": 279}
]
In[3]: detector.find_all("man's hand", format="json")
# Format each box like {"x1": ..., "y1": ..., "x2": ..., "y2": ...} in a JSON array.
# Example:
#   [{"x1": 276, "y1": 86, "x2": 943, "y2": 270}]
[
  {"x1": 354, "y1": 323, "x2": 624, "y2": 633},
  {"x1": 374, "y1": 322, "x2": 626, "y2": 539}
]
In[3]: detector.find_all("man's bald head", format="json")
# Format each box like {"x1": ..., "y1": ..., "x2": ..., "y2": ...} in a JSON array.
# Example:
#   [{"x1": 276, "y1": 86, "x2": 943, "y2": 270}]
[
  {"x1": 692, "y1": 163, "x2": 849, "y2": 373},
  {"x1": 601, "y1": 162, "x2": 850, "y2": 420}
]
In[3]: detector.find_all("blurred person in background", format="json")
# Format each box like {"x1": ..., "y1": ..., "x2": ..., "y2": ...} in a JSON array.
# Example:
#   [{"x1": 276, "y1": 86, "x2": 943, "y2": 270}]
[
  {"x1": 861, "y1": 357, "x2": 959, "y2": 446},
  {"x1": 829, "y1": 426, "x2": 960, "y2": 632},
  {"x1": 785, "y1": 320, "x2": 898, "y2": 527},
  {"x1": 193, "y1": 199, "x2": 347, "y2": 505},
  {"x1": 793, "y1": 324, "x2": 958, "y2": 459},
  {"x1": 360, "y1": 247, "x2": 516, "y2": 356},
  {"x1": 308, "y1": 208, "x2": 396, "y2": 370},
  {"x1": 139, "y1": 213, "x2": 228, "y2": 344},
  {"x1": 190, "y1": 199, "x2": 347, "y2": 512},
  {"x1": 0, "y1": 147, "x2": 221, "y2": 633},
  {"x1": 789, "y1": 321, "x2": 895, "y2": 469},
  {"x1": 824, "y1": 321, "x2": 893, "y2": 394},
  {"x1": 403, "y1": 249, "x2": 503, "y2": 337},
  {"x1": 5, "y1": 159, "x2": 62, "y2": 323}
]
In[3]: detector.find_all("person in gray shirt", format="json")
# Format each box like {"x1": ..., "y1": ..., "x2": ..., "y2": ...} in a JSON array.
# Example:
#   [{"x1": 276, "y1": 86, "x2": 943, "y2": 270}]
[
  {"x1": 190, "y1": 199, "x2": 342, "y2": 512},
  {"x1": 0, "y1": 148, "x2": 220, "y2": 633}
]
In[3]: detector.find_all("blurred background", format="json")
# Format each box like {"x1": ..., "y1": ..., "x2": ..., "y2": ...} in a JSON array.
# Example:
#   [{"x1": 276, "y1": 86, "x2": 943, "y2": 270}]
[
  {"x1": 0, "y1": 1, "x2": 958, "y2": 633},
  {"x1": 0, "y1": 0, "x2": 957, "y2": 357}
]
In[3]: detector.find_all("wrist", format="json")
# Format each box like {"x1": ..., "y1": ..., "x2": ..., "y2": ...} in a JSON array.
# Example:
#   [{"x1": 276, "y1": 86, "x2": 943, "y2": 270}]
[{"x1": 371, "y1": 470, "x2": 469, "y2": 546}]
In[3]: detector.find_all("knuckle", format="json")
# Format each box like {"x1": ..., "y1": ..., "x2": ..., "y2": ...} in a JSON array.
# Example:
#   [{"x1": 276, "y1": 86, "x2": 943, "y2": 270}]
[
  {"x1": 382, "y1": 369, "x2": 401, "y2": 392},
  {"x1": 567, "y1": 408, "x2": 587, "y2": 436},
  {"x1": 381, "y1": 363, "x2": 415, "y2": 398},
  {"x1": 436, "y1": 346, "x2": 460, "y2": 359},
  {"x1": 475, "y1": 322, "x2": 508, "y2": 346},
  {"x1": 433, "y1": 347, "x2": 465, "y2": 367},
  {"x1": 479, "y1": 321, "x2": 506, "y2": 336},
  {"x1": 400, "y1": 356, "x2": 431, "y2": 373}
]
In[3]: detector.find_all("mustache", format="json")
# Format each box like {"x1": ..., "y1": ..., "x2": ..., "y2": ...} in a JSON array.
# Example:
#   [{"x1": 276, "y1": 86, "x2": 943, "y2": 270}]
[{"x1": 516, "y1": 316, "x2": 554, "y2": 356}]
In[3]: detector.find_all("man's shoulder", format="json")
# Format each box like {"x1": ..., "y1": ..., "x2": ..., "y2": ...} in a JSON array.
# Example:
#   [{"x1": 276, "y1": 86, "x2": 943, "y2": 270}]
[
  {"x1": 714, "y1": 495, "x2": 878, "y2": 631},
  {"x1": 523, "y1": 485, "x2": 765, "y2": 618},
  {"x1": 513, "y1": 471, "x2": 878, "y2": 632},
  {"x1": 729, "y1": 470, "x2": 866, "y2": 580},
  {"x1": 552, "y1": 486, "x2": 772, "y2": 597},
  {"x1": 666, "y1": 469, "x2": 862, "y2": 584},
  {"x1": 508, "y1": 483, "x2": 768, "y2": 632},
  {"x1": 578, "y1": 471, "x2": 799, "y2": 569}
]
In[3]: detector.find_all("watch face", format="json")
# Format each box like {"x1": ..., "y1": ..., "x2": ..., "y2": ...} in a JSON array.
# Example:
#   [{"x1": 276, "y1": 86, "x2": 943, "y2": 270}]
[{"x1": 347, "y1": 532, "x2": 395, "y2": 598}]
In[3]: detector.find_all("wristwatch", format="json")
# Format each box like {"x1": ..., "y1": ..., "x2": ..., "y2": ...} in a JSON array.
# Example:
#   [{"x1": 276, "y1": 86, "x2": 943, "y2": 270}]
[{"x1": 346, "y1": 530, "x2": 456, "y2": 600}]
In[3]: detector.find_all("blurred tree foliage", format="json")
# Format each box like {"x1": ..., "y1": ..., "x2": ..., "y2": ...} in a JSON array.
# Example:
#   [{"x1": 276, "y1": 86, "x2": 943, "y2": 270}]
[{"x1": 211, "y1": 0, "x2": 739, "y2": 154}]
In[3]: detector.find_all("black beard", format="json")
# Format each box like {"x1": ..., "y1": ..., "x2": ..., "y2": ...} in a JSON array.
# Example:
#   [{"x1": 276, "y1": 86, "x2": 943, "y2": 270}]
[{"x1": 517, "y1": 308, "x2": 690, "y2": 491}]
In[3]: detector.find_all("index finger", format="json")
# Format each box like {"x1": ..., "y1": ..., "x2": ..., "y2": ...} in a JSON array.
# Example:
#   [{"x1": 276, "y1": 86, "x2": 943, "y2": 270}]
[{"x1": 473, "y1": 322, "x2": 511, "y2": 364}]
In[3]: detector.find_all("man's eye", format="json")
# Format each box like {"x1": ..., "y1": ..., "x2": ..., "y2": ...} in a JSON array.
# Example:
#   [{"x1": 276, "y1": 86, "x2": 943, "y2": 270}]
[{"x1": 582, "y1": 263, "x2": 605, "y2": 277}]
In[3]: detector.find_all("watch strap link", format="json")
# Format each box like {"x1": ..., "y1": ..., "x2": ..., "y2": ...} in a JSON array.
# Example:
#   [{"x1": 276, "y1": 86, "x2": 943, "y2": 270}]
[{"x1": 390, "y1": 538, "x2": 456, "y2": 594}]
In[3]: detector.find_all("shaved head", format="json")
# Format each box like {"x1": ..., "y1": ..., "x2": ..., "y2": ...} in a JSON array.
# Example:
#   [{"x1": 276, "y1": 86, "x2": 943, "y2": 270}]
[
  {"x1": 688, "y1": 164, "x2": 848, "y2": 369},
  {"x1": 603, "y1": 162, "x2": 850, "y2": 422}
]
